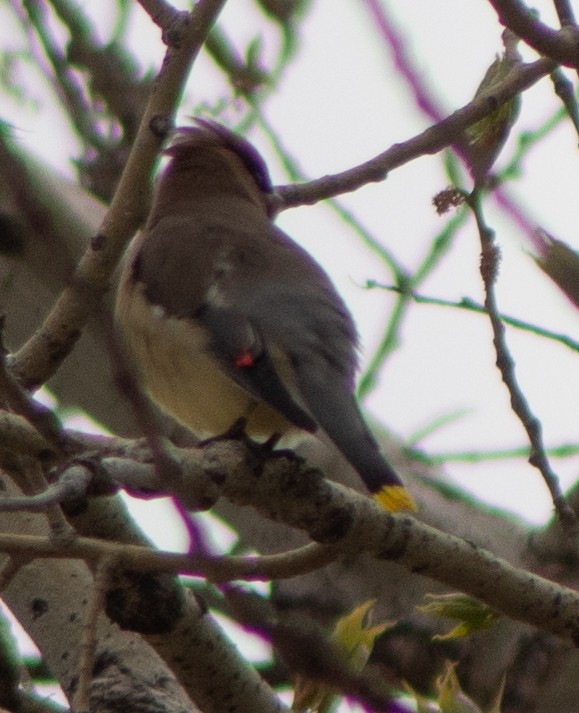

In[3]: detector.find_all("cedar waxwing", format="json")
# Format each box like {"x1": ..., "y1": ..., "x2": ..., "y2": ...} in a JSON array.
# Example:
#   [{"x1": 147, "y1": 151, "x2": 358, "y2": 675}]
[{"x1": 115, "y1": 119, "x2": 416, "y2": 512}]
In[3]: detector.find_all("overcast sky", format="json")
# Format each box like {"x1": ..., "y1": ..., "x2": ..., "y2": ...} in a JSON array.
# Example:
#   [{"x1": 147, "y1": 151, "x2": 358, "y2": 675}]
[{"x1": 2, "y1": 0, "x2": 578, "y2": 531}]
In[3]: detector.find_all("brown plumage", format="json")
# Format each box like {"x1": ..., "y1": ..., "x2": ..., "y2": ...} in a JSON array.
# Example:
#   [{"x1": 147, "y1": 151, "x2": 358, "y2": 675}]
[{"x1": 115, "y1": 119, "x2": 416, "y2": 512}]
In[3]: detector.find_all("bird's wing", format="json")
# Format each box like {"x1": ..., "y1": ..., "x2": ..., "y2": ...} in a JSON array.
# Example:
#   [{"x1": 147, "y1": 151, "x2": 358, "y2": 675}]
[{"x1": 132, "y1": 218, "x2": 318, "y2": 432}]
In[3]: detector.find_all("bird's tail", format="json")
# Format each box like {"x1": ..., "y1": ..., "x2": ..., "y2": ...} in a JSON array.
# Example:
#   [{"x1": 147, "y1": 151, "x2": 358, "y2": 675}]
[
  {"x1": 335, "y1": 425, "x2": 417, "y2": 512},
  {"x1": 364, "y1": 459, "x2": 418, "y2": 513},
  {"x1": 297, "y1": 375, "x2": 417, "y2": 512}
]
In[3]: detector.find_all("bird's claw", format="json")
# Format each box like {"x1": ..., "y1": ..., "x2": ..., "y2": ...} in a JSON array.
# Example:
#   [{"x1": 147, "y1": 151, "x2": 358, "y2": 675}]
[{"x1": 199, "y1": 417, "x2": 249, "y2": 446}]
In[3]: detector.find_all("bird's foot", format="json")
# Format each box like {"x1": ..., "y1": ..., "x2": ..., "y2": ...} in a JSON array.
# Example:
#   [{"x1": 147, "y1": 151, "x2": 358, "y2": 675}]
[
  {"x1": 199, "y1": 417, "x2": 249, "y2": 446},
  {"x1": 199, "y1": 420, "x2": 284, "y2": 460},
  {"x1": 200, "y1": 421, "x2": 305, "y2": 476},
  {"x1": 243, "y1": 432, "x2": 284, "y2": 463}
]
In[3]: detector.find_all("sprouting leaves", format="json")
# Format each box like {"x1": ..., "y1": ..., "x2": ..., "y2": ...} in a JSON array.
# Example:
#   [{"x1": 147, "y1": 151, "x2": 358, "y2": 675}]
[
  {"x1": 465, "y1": 30, "x2": 522, "y2": 184},
  {"x1": 292, "y1": 599, "x2": 392, "y2": 713},
  {"x1": 417, "y1": 593, "x2": 501, "y2": 640},
  {"x1": 408, "y1": 662, "x2": 505, "y2": 713}
]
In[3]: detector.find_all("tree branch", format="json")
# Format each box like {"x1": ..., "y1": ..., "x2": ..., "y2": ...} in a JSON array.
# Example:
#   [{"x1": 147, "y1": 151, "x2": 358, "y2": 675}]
[
  {"x1": 145, "y1": 592, "x2": 288, "y2": 713},
  {"x1": 136, "y1": 0, "x2": 183, "y2": 31},
  {"x1": 467, "y1": 191, "x2": 577, "y2": 533},
  {"x1": 369, "y1": 283, "x2": 579, "y2": 353},
  {"x1": 10, "y1": 0, "x2": 228, "y2": 390},
  {"x1": 2, "y1": 439, "x2": 579, "y2": 642},
  {"x1": 73, "y1": 555, "x2": 118, "y2": 713},
  {"x1": 275, "y1": 57, "x2": 555, "y2": 208},
  {"x1": 0, "y1": 529, "x2": 339, "y2": 583},
  {"x1": 487, "y1": 0, "x2": 579, "y2": 67}
]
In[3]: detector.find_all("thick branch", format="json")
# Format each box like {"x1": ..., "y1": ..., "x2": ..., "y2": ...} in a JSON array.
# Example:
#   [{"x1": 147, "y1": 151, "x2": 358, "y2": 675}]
[
  {"x1": 145, "y1": 593, "x2": 287, "y2": 713},
  {"x1": 3, "y1": 440, "x2": 579, "y2": 642}
]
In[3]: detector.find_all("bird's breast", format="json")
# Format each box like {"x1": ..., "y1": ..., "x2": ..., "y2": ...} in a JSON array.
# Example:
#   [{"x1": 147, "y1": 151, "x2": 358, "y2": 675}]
[{"x1": 115, "y1": 281, "x2": 292, "y2": 438}]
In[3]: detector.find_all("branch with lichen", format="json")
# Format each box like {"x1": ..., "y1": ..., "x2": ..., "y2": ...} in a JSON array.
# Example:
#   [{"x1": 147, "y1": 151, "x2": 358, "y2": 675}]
[{"x1": 1, "y1": 435, "x2": 579, "y2": 643}]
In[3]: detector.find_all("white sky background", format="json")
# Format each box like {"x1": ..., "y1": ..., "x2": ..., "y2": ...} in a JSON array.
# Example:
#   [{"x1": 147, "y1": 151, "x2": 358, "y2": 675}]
[
  {"x1": 1, "y1": 0, "x2": 578, "y2": 709},
  {"x1": 2, "y1": 2, "x2": 579, "y2": 525},
  {"x1": 162, "y1": 0, "x2": 577, "y2": 526}
]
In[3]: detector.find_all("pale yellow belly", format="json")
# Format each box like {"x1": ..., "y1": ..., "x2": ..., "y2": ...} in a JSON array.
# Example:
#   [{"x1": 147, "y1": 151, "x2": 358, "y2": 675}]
[{"x1": 116, "y1": 283, "x2": 292, "y2": 438}]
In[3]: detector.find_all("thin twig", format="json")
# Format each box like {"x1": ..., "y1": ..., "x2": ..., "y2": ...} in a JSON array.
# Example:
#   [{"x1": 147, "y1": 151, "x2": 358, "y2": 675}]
[
  {"x1": 357, "y1": 207, "x2": 470, "y2": 398},
  {"x1": 363, "y1": 0, "x2": 445, "y2": 122},
  {"x1": 550, "y1": 0, "x2": 579, "y2": 123},
  {"x1": 467, "y1": 190, "x2": 577, "y2": 533},
  {"x1": 0, "y1": 530, "x2": 339, "y2": 582},
  {"x1": 412, "y1": 442, "x2": 579, "y2": 464},
  {"x1": 498, "y1": 102, "x2": 568, "y2": 180},
  {"x1": 24, "y1": 460, "x2": 74, "y2": 540},
  {"x1": 550, "y1": 67, "x2": 579, "y2": 136},
  {"x1": 22, "y1": 0, "x2": 104, "y2": 149},
  {"x1": 0, "y1": 355, "x2": 63, "y2": 452},
  {"x1": 369, "y1": 284, "x2": 579, "y2": 353},
  {"x1": 0, "y1": 464, "x2": 91, "y2": 512}
]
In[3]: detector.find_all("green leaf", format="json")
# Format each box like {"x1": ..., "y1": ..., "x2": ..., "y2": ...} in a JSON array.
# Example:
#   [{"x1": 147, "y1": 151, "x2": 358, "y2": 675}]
[
  {"x1": 465, "y1": 31, "x2": 522, "y2": 183},
  {"x1": 417, "y1": 593, "x2": 500, "y2": 639},
  {"x1": 292, "y1": 599, "x2": 392, "y2": 712}
]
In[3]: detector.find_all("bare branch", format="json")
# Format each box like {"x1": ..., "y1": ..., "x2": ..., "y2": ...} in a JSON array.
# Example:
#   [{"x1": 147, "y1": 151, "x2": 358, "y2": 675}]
[
  {"x1": 467, "y1": 191, "x2": 577, "y2": 533},
  {"x1": 136, "y1": 0, "x2": 183, "y2": 31},
  {"x1": 276, "y1": 57, "x2": 555, "y2": 208},
  {"x1": 145, "y1": 592, "x2": 288, "y2": 712},
  {"x1": 362, "y1": 0, "x2": 444, "y2": 122},
  {"x1": 73, "y1": 556, "x2": 117, "y2": 713},
  {"x1": 1, "y1": 441, "x2": 579, "y2": 641},
  {"x1": 550, "y1": 66, "x2": 579, "y2": 135},
  {"x1": 0, "y1": 529, "x2": 339, "y2": 583},
  {"x1": 488, "y1": 0, "x2": 579, "y2": 67},
  {"x1": 0, "y1": 464, "x2": 91, "y2": 513},
  {"x1": 369, "y1": 283, "x2": 579, "y2": 353},
  {"x1": 11, "y1": 0, "x2": 229, "y2": 390}
]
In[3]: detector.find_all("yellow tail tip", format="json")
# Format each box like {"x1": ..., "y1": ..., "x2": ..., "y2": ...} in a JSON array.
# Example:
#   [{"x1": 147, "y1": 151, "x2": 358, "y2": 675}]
[{"x1": 373, "y1": 485, "x2": 418, "y2": 513}]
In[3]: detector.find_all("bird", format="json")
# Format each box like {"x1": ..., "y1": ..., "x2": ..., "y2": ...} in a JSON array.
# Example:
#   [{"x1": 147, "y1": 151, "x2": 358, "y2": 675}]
[{"x1": 115, "y1": 118, "x2": 416, "y2": 512}]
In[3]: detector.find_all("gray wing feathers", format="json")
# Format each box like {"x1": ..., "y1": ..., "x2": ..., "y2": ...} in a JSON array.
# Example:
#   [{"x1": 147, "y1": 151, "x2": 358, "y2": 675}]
[{"x1": 134, "y1": 217, "x2": 359, "y2": 429}]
